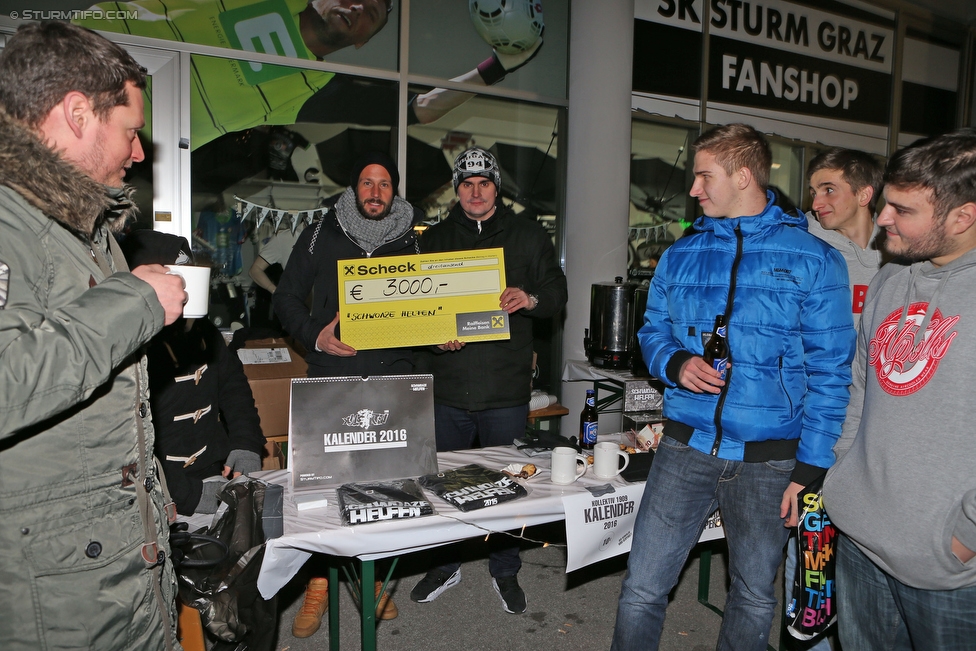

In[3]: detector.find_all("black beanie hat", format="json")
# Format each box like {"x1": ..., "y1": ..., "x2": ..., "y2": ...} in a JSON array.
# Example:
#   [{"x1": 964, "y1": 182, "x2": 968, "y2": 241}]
[
  {"x1": 349, "y1": 151, "x2": 400, "y2": 194},
  {"x1": 120, "y1": 229, "x2": 193, "y2": 268}
]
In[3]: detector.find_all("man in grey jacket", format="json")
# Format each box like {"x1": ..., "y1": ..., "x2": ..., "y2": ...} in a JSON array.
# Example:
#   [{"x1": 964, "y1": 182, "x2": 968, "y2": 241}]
[
  {"x1": 0, "y1": 21, "x2": 186, "y2": 651},
  {"x1": 823, "y1": 129, "x2": 976, "y2": 650},
  {"x1": 410, "y1": 148, "x2": 568, "y2": 615}
]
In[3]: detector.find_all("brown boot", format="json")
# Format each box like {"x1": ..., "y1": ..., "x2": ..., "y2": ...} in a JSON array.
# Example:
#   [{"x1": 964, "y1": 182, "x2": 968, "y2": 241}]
[
  {"x1": 375, "y1": 581, "x2": 398, "y2": 620},
  {"x1": 292, "y1": 577, "x2": 328, "y2": 638}
]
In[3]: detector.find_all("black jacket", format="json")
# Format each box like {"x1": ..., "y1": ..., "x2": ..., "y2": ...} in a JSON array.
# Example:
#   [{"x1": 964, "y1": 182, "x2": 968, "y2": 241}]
[
  {"x1": 418, "y1": 201, "x2": 567, "y2": 410},
  {"x1": 147, "y1": 318, "x2": 265, "y2": 514},
  {"x1": 273, "y1": 199, "x2": 419, "y2": 377}
]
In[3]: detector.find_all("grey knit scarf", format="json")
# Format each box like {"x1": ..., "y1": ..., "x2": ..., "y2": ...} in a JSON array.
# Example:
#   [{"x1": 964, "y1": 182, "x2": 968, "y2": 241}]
[{"x1": 334, "y1": 187, "x2": 415, "y2": 254}]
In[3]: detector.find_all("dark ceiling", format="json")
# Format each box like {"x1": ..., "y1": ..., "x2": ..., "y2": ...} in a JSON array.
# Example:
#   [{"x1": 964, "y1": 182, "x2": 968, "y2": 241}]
[{"x1": 901, "y1": 0, "x2": 976, "y2": 26}]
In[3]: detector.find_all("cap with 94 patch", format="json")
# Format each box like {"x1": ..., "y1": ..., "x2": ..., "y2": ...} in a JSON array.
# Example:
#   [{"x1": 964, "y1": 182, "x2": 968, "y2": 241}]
[{"x1": 453, "y1": 147, "x2": 500, "y2": 192}]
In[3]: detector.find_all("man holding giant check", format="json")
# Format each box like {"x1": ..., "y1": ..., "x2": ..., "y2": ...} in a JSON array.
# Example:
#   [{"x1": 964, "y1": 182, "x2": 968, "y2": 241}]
[
  {"x1": 273, "y1": 150, "x2": 416, "y2": 631},
  {"x1": 409, "y1": 147, "x2": 568, "y2": 615},
  {"x1": 274, "y1": 151, "x2": 421, "y2": 378}
]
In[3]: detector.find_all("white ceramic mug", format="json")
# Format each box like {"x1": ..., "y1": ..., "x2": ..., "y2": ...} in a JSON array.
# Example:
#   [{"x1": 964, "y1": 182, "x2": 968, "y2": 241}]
[
  {"x1": 550, "y1": 447, "x2": 588, "y2": 485},
  {"x1": 593, "y1": 441, "x2": 630, "y2": 479},
  {"x1": 166, "y1": 265, "x2": 211, "y2": 318}
]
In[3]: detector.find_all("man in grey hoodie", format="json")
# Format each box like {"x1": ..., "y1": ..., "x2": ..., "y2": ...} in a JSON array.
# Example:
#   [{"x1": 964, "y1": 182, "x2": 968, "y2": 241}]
[{"x1": 823, "y1": 129, "x2": 976, "y2": 650}]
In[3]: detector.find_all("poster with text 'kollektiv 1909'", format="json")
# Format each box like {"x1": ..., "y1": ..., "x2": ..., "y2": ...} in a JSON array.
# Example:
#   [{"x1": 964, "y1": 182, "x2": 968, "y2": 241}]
[
  {"x1": 337, "y1": 248, "x2": 510, "y2": 350},
  {"x1": 288, "y1": 375, "x2": 438, "y2": 490}
]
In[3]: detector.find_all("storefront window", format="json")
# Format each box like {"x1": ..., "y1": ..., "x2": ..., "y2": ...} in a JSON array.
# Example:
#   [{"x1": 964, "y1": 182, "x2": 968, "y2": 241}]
[
  {"x1": 23, "y1": 0, "x2": 571, "y2": 340},
  {"x1": 188, "y1": 53, "x2": 398, "y2": 326},
  {"x1": 408, "y1": 0, "x2": 567, "y2": 101},
  {"x1": 73, "y1": 0, "x2": 400, "y2": 72},
  {"x1": 769, "y1": 139, "x2": 805, "y2": 208},
  {"x1": 36, "y1": 1, "x2": 569, "y2": 336},
  {"x1": 628, "y1": 119, "x2": 696, "y2": 282},
  {"x1": 408, "y1": 91, "x2": 560, "y2": 222},
  {"x1": 627, "y1": 121, "x2": 808, "y2": 280}
]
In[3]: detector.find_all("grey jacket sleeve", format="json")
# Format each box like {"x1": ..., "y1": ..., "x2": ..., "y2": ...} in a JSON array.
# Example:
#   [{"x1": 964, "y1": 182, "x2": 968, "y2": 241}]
[
  {"x1": 0, "y1": 261, "x2": 163, "y2": 438},
  {"x1": 0, "y1": 198, "x2": 164, "y2": 437},
  {"x1": 833, "y1": 315, "x2": 868, "y2": 461}
]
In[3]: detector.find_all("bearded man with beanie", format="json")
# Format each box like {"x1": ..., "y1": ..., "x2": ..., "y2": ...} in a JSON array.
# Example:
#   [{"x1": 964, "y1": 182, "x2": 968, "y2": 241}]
[
  {"x1": 410, "y1": 147, "x2": 567, "y2": 614},
  {"x1": 273, "y1": 150, "x2": 415, "y2": 636},
  {"x1": 274, "y1": 150, "x2": 419, "y2": 378}
]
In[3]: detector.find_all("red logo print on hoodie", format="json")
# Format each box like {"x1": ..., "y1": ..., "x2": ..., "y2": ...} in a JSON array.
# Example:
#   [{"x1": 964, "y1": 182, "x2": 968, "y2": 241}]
[{"x1": 868, "y1": 302, "x2": 959, "y2": 396}]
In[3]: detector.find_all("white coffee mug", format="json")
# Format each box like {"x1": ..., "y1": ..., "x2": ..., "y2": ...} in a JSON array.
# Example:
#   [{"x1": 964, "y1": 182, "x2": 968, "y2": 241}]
[
  {"x1": 593, "y1": 441, "x2": 630, "y2": 479},
  {"x1": 166, "y1": 265, "x2": 211, "y2": 318},
  {"x1": 550, "y1": 447, "x2": 588, "y2": 485}
]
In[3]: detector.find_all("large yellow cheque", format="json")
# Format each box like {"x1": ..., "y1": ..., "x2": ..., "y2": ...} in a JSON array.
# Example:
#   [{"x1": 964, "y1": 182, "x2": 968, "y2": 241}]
[{"x1": 338, "y1": 248, "x2": 510, "y2": 350}]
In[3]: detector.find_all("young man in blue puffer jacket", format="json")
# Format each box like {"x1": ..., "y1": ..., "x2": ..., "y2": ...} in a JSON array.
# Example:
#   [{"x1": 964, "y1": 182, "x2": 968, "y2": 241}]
[{"x1": 612, "y1": 123, "x2": 856, "y2": 651}]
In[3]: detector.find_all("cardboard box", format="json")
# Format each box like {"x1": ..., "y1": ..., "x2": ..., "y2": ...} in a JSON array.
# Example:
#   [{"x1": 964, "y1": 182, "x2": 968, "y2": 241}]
[
  {"x1": 239, "y1": 338, "x2": 307, "y2": 468},
  {"x1": 262, "y1": 438, "x2": 287, "y2": 471}
]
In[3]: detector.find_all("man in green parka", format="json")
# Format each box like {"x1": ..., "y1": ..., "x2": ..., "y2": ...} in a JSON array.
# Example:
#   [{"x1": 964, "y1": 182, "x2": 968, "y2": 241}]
[{"x1": 0, "y1": 21, "x2": 187, "y2": 651}]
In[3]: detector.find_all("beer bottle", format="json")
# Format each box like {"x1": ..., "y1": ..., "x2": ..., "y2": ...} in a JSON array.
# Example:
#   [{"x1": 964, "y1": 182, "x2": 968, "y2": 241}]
[
  {"x1": 703, "y1": 315, "x2": 729, "y2": 380},
  {"x1": 579, "y1": 389, "x2": 598, "y2": 451}
]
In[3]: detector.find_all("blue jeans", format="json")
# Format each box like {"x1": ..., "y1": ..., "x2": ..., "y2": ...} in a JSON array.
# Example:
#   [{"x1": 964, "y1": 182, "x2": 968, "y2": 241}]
[
  {"x1": 432, "y1": 403, "x2": 529, "y2": 578},
  {"x1": 837, "y1": 534, "x2": 976, "y2": 650},
  {"x1": 611, "y1": 436, "x2": 794, "y2": 651},
  {"x1": 784, "y1": 537, "x2": 832, "y2": 650},
  {"x1": 433, "y1": 403, "x2": 530, "y2": 452}
]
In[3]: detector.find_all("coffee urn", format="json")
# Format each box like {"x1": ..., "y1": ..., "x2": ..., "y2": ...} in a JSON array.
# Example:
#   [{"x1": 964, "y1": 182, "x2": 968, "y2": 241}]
[{"x1": 584, "y1": 276, "x2": 641, "y2": 369}]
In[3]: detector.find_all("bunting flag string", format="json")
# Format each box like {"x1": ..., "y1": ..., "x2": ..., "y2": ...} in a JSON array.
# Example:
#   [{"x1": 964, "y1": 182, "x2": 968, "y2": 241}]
[
  {"x1": 234, "y1": 196, "x2": 329, "y2": 233},
  {"x1": 629, "y1": 222, "x2": 672, "y2": 243}
]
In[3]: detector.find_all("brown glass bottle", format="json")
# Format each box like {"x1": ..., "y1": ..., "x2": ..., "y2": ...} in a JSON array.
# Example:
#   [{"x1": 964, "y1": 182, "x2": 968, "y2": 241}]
[{"x1": 702, "y1": 315, "x2": 729, "y2": 380}]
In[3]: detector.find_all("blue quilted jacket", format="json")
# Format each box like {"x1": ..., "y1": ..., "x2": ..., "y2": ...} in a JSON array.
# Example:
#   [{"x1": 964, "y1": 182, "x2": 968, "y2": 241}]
[{"x1": 637, "y1": 192, "x2": 856, "y2": 484}]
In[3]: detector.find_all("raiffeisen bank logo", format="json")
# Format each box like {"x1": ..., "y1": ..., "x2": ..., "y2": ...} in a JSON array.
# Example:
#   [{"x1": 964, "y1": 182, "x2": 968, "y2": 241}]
[{"x1": 342, "y1": 409, "x2": 390, "y2": 431}]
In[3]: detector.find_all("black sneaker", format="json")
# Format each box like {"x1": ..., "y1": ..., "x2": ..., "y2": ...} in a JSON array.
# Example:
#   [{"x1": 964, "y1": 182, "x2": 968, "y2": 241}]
[
  {"x1": 492, "y1": 576, "x2": 526, "y2": 614},
  {"x1": 410, "y1": 568, "x2": 461, "y2": 603}
]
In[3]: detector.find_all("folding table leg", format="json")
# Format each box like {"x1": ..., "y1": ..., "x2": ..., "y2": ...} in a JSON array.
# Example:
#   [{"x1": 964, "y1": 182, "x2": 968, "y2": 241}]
[
  {"x1": 328, "y1": 565, "x2": 340, "y2": 651},
  {"x1": 360, "y1": 560, "x2": 376, "y2": 651},
  {"x1": 335, "y1": 557, "x2": 402, "y2": 651},
  {"x1": 697, "y1": 547, "x2": 723, "y2": 617}
]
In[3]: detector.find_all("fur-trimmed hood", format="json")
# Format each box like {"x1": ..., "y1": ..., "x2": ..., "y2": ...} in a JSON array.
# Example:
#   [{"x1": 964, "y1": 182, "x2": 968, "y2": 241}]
[{"x1": 0, "y1": 107, "x2": 138, "y2": 237}]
